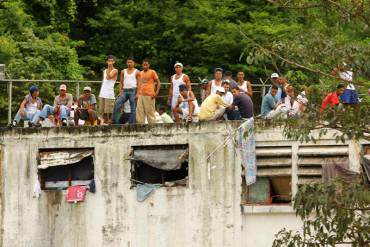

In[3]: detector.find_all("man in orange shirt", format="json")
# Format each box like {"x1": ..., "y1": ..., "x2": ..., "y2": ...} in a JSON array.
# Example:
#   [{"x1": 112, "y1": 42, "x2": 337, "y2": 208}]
[{"x1": 136, "y1": 59, "x2": 161, "y2": 124}]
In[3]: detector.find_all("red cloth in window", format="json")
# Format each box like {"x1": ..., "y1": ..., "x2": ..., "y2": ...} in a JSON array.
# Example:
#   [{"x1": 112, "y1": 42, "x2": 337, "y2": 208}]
[
  {"x1": 65, "y1": 185, "x2": 87, "y2": 203},
  {"x1": 321, "y1": 92, "x2": 340, "y2": 112}
]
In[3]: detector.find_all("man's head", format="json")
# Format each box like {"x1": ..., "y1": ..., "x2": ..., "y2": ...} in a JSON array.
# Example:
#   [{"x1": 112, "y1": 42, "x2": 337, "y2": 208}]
[
  {"x1": 222, "y1": 80, "x2": 230, "y2": 92},
  {"x1": 224, "y1": 71, "x2": 233, "y2": 79},
  {"x1": 83, "y1": 86, "x2": 92, "y2": 97},
  {"x1": 59, "y1": 84, "x2": 67, "y2": 96},
  {"x1": 29, "y1": 85, "x2": 39, "y2": 98},
  {"x1": 216, "y1": 86, "x2": 225, "y2": 96},
  {"x1": 179, "y1": 84, "x2": 188, "y2": 97},
  {"x1": 106, "y1": 55, "x2": 116, "y2": 66},
  {"x1": 231, "y1": 86, "x2": 240, "y2": 96},
  {"x1": 237, "y1": 71, "x2": 245, "y2": 81},
  {"x1": 142, "y1": 58, "x2": 150, "y2": 71},
  {"x1": 271, "y1": 73, "x2": 279, "y2": 84},
  {"x1": 336, "y1": 83, "x2": 345, "y2": 96},
  {"x1": 174, "y1": 62, "x2": 183, "y2": 74},
  {"x1": 126, "y1": 57, "x2": 135, "y2": 68},
  {"x1": 158, "y1": 106, "x2": 166, "y2": 115},
  {"x1": 270, "y1": 84, "x2": 278, "y2": 97},
  {"x1": 214, "y1": 68, "x2": 223, "y2": 80}
]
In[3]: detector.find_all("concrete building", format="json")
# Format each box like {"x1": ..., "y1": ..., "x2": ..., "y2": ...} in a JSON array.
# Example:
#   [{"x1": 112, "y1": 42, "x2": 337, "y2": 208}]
[{"x1": 0, "y1": 122, "x2": 368, "y2": 247}]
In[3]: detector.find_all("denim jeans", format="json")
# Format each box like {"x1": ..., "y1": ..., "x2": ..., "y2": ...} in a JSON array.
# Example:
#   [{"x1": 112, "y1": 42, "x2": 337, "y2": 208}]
[
  {"x1": 40, "y1": 104, "x2": 69, "y2": 120},
  {"x1": 113, "y1": 88, "x2": 136, "y2": 124},
  {"x1": 225, "y1": 109, "x2": 242, "y2": 120},
  {"x1": 14, "y1": 109, "x2": 41, "y2": 124}
]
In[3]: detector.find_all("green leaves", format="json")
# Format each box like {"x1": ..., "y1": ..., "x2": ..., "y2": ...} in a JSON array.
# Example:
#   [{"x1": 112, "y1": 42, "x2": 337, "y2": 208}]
[{"x1": 273, "y1": 180, "x2": 370, "y2": 246}]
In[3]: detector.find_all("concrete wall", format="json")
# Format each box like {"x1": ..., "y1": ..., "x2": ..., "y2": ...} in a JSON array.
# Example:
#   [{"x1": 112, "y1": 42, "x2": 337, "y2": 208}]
[{"x1": 0, "y1": 122, "x2": 366, "y2": 247}]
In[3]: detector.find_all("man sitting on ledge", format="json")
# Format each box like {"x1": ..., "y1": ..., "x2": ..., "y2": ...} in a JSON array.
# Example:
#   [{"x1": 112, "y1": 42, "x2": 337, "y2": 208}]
[
  {"x1": 39, "y1": 84, "x2": 73, "y2": 126},
  {"x1": 199, "y1": 87, "x2": 230, "y2": 121},
  {"x1": 173, "y1": 84, "x2": 200, "y2": 123},
  {"x1": 12, "y1": 85, "x2": 43, "y2": 127},
  {"x1": 75, "y1": 86, "x2": 98, "y2": 126}
]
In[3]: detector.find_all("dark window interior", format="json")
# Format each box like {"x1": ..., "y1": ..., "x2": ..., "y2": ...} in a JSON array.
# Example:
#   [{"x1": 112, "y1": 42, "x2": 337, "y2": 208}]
[
  {"x1": 38, "y1": 153, "x2": 94, "y2": 190},
  {"x1": 243, "y1": 175, "x2": 291, "y2": 205},
  {"x1": 131, "y1": 144, "x2": 189, "y2": 186}
]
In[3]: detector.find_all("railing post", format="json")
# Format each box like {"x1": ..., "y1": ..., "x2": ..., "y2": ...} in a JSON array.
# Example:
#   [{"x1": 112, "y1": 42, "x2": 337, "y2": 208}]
[
  {"x1": 261, "y1": 85, "x2": 266, "y2": 99},
  {"x1": 8, "y1": 81, "x2": 12, "y2": 124},
  {"x1": 76, "y1": 81, "x2": 80, "y2": 98}
]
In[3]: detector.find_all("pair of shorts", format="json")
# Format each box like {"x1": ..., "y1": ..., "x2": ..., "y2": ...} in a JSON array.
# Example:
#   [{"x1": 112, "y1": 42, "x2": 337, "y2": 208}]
[
  {"x1": 341, "y1": 89, "x2": 359, "y2": 104},
  {"x1": 99, "y1": 97, "x2": 115, "y2": 114}
]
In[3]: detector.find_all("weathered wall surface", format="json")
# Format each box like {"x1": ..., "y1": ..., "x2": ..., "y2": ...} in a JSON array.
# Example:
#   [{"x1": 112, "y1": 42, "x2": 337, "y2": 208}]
[
  {"x1": 0, "y1": 122, "x2": 366, "y2": 247},
  {"x1": 0, "y1": 123, "x2": 243, "y2": 247}
]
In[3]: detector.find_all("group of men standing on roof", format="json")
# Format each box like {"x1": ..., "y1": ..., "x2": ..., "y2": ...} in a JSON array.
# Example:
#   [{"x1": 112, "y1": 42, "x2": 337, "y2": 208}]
[{"x1": 10, "y1": 56, "x2": 362, "y2": 127}]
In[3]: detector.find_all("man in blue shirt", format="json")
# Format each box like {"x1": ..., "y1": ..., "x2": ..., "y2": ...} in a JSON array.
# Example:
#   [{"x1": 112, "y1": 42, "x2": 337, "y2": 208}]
[
  {"x1": 268, "y1": 73, "x2": 287, "y2": 101},
  {"x1": 261, "y1": 85, "x2": 283, "y2": 119}
]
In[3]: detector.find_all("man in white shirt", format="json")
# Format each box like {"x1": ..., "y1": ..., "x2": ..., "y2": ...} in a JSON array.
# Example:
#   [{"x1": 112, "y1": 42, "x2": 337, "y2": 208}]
[
  {"x1": 99, "y1": 55, "x2": 118, "y2": 124},
  {"x1": 222, "y1": 81, "x2": 240, "y2": 120},
  {"x1": 112, "y1": 57, "x2": 140, "y2": 124}
]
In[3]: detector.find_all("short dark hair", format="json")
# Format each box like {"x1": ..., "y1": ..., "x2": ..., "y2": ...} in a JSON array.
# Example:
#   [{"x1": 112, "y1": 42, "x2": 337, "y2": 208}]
[
  {"x1": 237, "y1": 70, "x2": 244, "y2": 73},
  {"x1": 232, "y1": 86, "x2": 240, "y2": 91},
  {"x1": 337, "y1": 83, "x2": 345, "y2": 89},
  {"x1": 159, "y1": 106, "x2": 166, "y2": 112},
  {"x1": 107, "y1": 55, "x2": 115, "y2": 60},
  {"x1": 179, "y1": 84, "x2": 188, "y2": 92},
  {"x1": 214, "y1": 68, "x2": 223, "y2": 73},
  {"x1": 222, "y1": 80, "x2": 230, "y2": 86},
  {"x1": 126, "y1": 56, "x2": 134, "y2": 61},
  {"x1": 143, "y1": 58, "x2": 150, "y2": 63},
  {"x1": 271, "y1": 85, "x2": 279, "y2": 90},
  {"x1": 225, "y1": 71, "x2": 232, "y2": 76}
]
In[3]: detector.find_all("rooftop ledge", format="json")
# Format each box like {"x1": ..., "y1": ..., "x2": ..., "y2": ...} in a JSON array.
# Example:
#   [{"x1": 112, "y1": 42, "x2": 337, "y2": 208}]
[
  {"x1": 0, "y1": 120, "x2": 345, "y2": 143},
  {"x1": 0, "y1": 120, "x2": 256, "y2": 137}
]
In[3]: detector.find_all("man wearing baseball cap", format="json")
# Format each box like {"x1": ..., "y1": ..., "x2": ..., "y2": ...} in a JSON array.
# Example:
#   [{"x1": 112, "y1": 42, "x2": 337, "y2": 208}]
[
  {"x1": 268, "y1": 72, "x2": 287, "y2": 101},
  {"x1": 39, "y1": 84, "x2": 73, "y2": 126},
  {"x1": 75, "y1": 86, "x2": 98, "y2": 126},
  {"x1": 168, "y1": 62, "x2": 192, "y2": 110},
  {"x1": 199, "y1": 86, "x2": 231, "y2": 121}
]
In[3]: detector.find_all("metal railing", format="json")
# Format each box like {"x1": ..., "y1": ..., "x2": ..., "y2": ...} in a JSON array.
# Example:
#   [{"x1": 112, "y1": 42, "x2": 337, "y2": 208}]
[{"x1": 0, "y1": 78, "x2": 271, "y2": 125}]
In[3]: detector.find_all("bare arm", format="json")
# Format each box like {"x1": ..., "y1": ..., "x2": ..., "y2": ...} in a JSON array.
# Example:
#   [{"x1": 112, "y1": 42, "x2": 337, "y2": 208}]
[
  {"x1": 184, "y1": 75, "x2": 192, "y2": 91},
  {"x1": 106, "y1": 66, "x2": 118, "y2": 80},
  {"x1": 168, "y1": 76, "x2": 173, "y2": 105},
  {"x1": 247, "y1": 81, "x2": 253, "y2": 97},
  {"x1": 136, "y1": 73, "x2": 141, "y2": 98},
  {"x1": 154, "y1": 78, "x2": 161, "y2": 97},
  {"x1": 119, "y1": 70, "x2": 124, "y2": 95},
  {"x1": 205, "y1": 82, "x2": 211, "y2": 98},
  {"x1": 184, "y1": 91, "x2": 196, "y2": 102}
]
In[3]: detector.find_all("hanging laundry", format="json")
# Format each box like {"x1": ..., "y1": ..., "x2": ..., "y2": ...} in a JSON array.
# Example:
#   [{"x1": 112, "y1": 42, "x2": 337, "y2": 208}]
[
  {"x1": 236, "y1": 118, "x2": 256, "y2": 186},
  {"x1": 66, "y1": 185, "x2": 87, "y2": 203},
  {"x1": 136, "y1": 183, "x2": 160, "y2": 202},
  {"x1": 33, "y1": 179, "x2": 42, "y2": 198}
]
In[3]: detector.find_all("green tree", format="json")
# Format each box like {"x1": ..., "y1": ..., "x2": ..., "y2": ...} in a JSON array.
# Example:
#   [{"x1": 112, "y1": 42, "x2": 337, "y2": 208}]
[{"x1": 273, "y1": 180, "x2": 370, "y2": 246}]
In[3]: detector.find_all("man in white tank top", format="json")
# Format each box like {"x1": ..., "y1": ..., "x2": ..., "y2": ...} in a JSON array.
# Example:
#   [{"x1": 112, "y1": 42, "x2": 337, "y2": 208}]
[
  {"x1": 168, "y1": 62, "x2": 192, "y2": 110},
  {"x1": 205, "y1": 68, "x2": 223, "y2": 98},
  {"x1": 173, "y1": 84, "x2": 199, "y2": 123},
  {"x1": 112, "y1": 57, "x2": 140, "y2": 124},
  {"x1": 236, "y1": 70, "x2": 253, "y2": 97},
  {"x1": 99, "y1": 55, "x2": 118, "y2": 124}
]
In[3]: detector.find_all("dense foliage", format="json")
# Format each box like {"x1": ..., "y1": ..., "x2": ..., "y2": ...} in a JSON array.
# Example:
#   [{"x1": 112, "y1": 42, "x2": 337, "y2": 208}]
[
  {"x1": 273, "y1": 180, "x2": 370, "y2": 246},
  {"x1": 0, "y1": 0, "x2": 369, "y2": 130}
]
